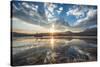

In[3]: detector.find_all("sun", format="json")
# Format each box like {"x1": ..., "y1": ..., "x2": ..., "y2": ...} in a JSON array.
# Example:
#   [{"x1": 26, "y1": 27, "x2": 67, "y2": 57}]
[{"x1": 50, "y1": 23, "x2": 55, "y2": 34}]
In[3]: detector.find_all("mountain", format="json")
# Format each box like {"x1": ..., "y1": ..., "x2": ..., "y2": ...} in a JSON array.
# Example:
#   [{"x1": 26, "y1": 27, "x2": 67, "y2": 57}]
[
  {"x1": 11, "y1": 32, "x2": 33, "y2": 37},
  {"x1": 80, "y1": 27, "x2": 97, "y2": 36},
  {"x1": 12, "y1": 27, "x2": 97, "y2": 37},
  {"x1": 62, "y1": 27, "x2": 97, "y2": 36}
]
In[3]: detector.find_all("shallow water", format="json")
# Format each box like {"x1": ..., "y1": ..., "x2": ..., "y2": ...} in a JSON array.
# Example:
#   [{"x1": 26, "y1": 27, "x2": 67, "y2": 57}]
[{"x1": 11, "y1": 37, "x2": 97, "y2": 66}]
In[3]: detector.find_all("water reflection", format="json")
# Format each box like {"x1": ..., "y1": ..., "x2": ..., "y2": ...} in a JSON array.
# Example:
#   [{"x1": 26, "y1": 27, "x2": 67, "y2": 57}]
[
  {"x1": 12, "y1": 37, "x2": 97, "y2": 66},
  {"x1": 50, "y1": 37, "x2": 55, "y2": 50},
  {"x1": 44, "y1": 36, "x2": 57, "y2": 63}
]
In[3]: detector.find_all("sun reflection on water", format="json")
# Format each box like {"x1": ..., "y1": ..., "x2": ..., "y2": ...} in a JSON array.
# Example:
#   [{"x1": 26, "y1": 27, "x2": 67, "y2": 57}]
[
  {"x1": 49, "y1": 23, "x2": 55, "y2": 49},
  {"x1": 50, "y1": 37, "x2": 54, "y2": 50},
  {"x1": 49, "y1": 23, "x2": 57, "y2": 63}
]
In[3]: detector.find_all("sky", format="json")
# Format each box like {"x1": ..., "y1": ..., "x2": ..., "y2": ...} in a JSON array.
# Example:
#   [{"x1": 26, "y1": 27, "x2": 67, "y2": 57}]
[{"x1": 11, "y1": 1, "x2": 97, "y2": 34}]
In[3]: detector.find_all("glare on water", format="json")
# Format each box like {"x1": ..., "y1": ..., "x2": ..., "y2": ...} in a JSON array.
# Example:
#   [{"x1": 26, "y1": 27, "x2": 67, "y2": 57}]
[
  {"x1": 49, "y1": 23, "x2": 56, "y2": 63},
  {"x1": 50, "y1": 37, "x2": 54, "y2": 50},
  {"x1": 12, "y1": 23, "x2": 97, "y2": 65}
]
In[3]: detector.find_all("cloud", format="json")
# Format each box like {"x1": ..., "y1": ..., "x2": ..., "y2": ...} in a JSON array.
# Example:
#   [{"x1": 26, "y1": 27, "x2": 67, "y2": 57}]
[
  {"x1": 31, "y1": 4, "x2": 38, "y2": 12},
  {"x1": 44, "y1": 3, "x2": 57, "y2": 22},
  {"x1": 88, "y1": 25, "x2": 97, "y2": 29},
  {"x1": 22, "y1": 2, "x2": 30, "y2": 8},
  {"x1": 12, "y1": 1, "x2": 48, "y2": 27},
  {"x1": 66, "y1": 5, "x2": 97, "y2": 32},
  {"x1": 87, "y1": 8, "x2": 97, "y2": 18},
  {"x1": 66, "y1": 5, "x2": 87, "y2": 19},
  {"x1": 21, "y1": 2, "x2": 39, "y2": 16},
  {"x1": 12, "y1": 17, "x2": 49, "y2": 33},
  {"x1": 12, "y1": 1, "x2": 97, "y2": 33},
  {"x1": 56, "y1": 7, "x2": 63, "y2": 14},
  {"x1": 12, "y1": 3, "x2": 19, "y2": 11},
  {"x1": 59, "y1": 7, "x2": 63, "y2": 11},
  {"x1": 74, "y1": 8, "x2": 97, "y2": 28}
]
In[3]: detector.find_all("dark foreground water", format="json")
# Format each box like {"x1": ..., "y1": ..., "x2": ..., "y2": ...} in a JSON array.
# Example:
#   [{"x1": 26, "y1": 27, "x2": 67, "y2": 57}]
[{"x1": 11, "y1": 36, "x2": 97, "y2": 66}]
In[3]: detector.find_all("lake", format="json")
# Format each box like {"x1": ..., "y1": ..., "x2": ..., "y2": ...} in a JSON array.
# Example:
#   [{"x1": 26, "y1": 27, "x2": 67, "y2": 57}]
[{"x1": 11, "y1": 36, "x2": 97, "y2": 66}]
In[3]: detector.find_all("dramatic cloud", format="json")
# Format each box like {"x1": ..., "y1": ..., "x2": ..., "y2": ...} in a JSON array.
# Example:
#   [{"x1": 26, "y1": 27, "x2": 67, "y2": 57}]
[
  {"x1": 56, "y1": 7, "x2": 63, "y2": 14},
  {"x1": 66, "y1": 5, "x2": 88, "y2": 19},
  {"x1": 66, "y1": 5, "x2": 97, "y2": 31},
  {"x1": 12, "y1": 17, "x2": 49, "y2": 33},
  {"x1": 74, "y1": 8, "x2": 97, "y2": 28},
  {"x1": 21, "y1": 2, "x2": 39, "y2": 16},
  {"x1": 12, "y1": 2, "x2": 48, "y2": 27},
  {"x1": 44, "y1": 3, "x2": 57, "y2": 22},
  {"x1": 12, "y1": 1, "x2": 97, "y2": 33},
  {"x1": 22, "y1": 2, "x2": 30, "y2": 8}
]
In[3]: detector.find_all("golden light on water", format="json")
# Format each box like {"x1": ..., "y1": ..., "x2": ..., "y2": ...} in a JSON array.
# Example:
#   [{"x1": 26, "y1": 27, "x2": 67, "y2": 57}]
[
  {"x1": 49, "y1": 24, "x2": 56, "y2": 63},
  {"x1": 50, "y1": 37, "x2": 54, "y2": 49},
  {"x1": 49, "y1": 23, "x2": 55, "y2": 49}
]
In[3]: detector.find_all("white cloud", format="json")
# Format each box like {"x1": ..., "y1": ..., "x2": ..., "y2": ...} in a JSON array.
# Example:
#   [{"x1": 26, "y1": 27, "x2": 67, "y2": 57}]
[
  {"x1": 87, "y1": 8, "x2": 97, "y2": 18},
  {"x1": 44, "y1": 3, "x2": 57, "y2": 22},
  {"x1": 45, "y1": 3, "x2": 57, "y2": 14},
  {"x1": 66, "y1": 6, "x2": 87, "y2": 19},
  {"x1": 31, "y1": 5, "x2": 38, "y2": 12},
  {"x1": 56, "y1": 10, "x2": 61, "y2": 14},
  {"x1": 29, "y1": 10, "x2": 35, "y2": 16},
  {"x1": 74, "y1": 8, "x2": 97, "y2": 28},
  {"x1": 59, "y1": 7, "x2": 63, "y2": 11},
  {"x1": 20, "y1": 2, "x2": 39, "y2": 17},
  {"x1": 56, "y1": 7, "x2": 63, "y2": 14},
  {"x1": 22, "y1": 2, "x2": 30, "y2": 8},
  {"x1": 22, "y1": 2, "x2": 38, "y2": 13},
  {"x1": 13, "y1": 3, "x2": 19, "y2": 10},
  {"x1": 12, "y1": 17, "x2": 49, "y2": 33},
  {"x1": 66, "y1": 5, "x2": 97, "y2": 29}
]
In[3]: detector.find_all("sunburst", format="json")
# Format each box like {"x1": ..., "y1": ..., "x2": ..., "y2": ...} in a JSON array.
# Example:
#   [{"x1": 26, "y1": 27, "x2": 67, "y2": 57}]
[{"x1": 50, "y1": 23, "x2": 55, "y2": 35}]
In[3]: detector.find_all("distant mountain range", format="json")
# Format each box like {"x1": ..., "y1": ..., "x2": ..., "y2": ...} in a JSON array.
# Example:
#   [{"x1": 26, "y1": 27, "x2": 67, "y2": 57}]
[
  {"x1": 79, "y1": 27, "x2": 97, "y2": 36},
  {"x1": 12, "y1": 27, "x2": 97, "y2": 37}
]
